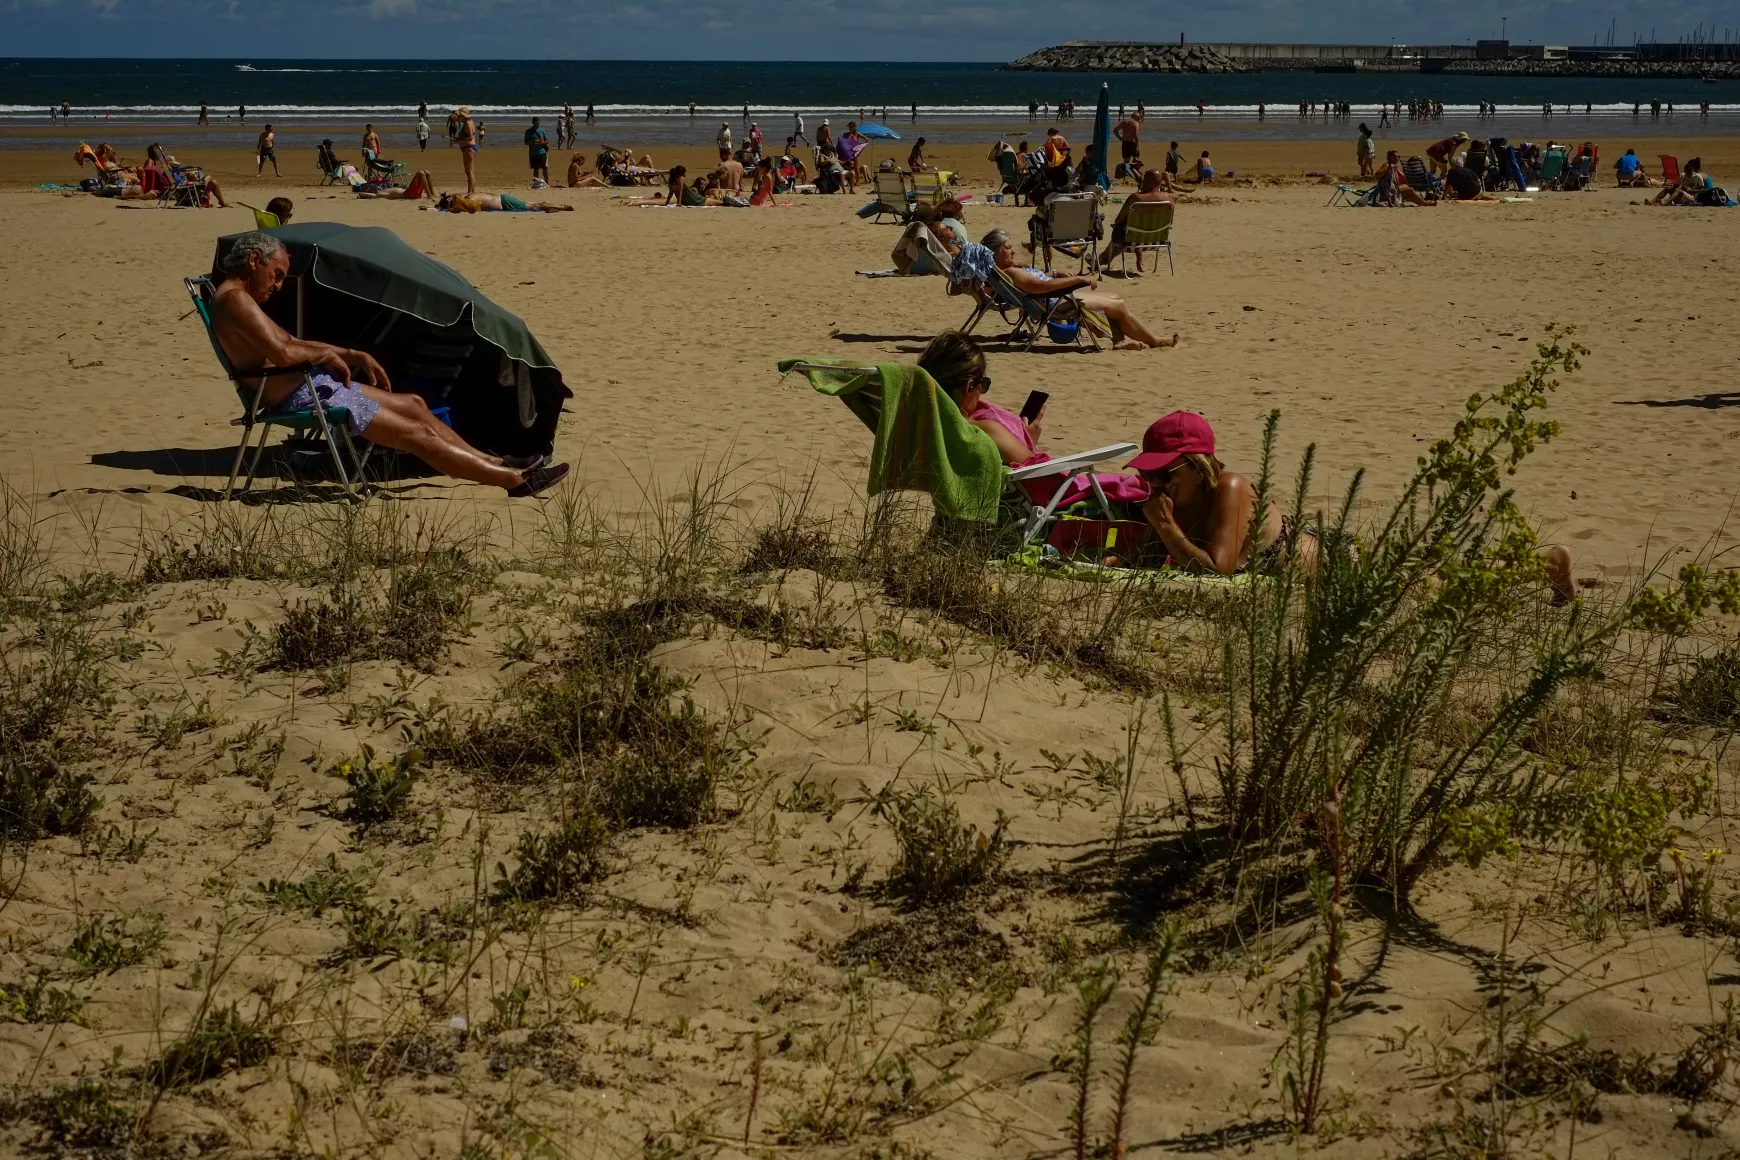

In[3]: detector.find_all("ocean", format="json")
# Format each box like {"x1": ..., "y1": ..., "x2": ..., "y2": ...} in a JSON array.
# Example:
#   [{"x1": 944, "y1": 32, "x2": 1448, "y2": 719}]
[{"x1": 4, "y1": 58, "x2": 1736, "y2": 150}]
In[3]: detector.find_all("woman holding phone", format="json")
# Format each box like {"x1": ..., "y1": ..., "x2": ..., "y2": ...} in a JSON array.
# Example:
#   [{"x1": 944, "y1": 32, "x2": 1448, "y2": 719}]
[{"x1": 916, "y1": 332, "x2": 1148, "y2": 506}]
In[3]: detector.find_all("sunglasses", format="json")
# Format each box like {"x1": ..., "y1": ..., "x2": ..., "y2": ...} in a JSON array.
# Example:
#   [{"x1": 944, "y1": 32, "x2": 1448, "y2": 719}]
[{"x1": 977, "y1": 374, "x2": 991, "y2": 391}]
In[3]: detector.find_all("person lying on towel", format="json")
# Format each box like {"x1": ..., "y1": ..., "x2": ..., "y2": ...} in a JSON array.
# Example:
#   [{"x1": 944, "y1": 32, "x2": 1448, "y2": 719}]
[
  {"x1": 208, "y1": 231, "x2": 568, "y2": 496},
  {"x1": 435, "y1": 191, "x2": 574, "y2": 213}
]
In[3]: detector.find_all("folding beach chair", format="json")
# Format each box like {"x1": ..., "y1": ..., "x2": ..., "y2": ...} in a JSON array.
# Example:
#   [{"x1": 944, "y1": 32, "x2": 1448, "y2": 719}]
[
  {"x1": 239, "y1": 203, "x2": 280, "y2": 230},
  {"x1": 1325, "y1": 184, "x2": 1372, "y2": 207},
  {"x1": 958, "y1": 267, "x2": 1108, "y2": 353},
  {"x1": 782, "y1": 360, "x2": 1139, "y2": 549},
  {"x1": 1031, "y1": 194, "x2": 1103, "y2": 275},
  {"x1": 1538, "y1": 147, "x2": 1567, "y2": 188},
  {"x1": 1660, "y1": 155, "x2": 1681, "y2": 186},
  {"x1": 910, "y1": 172, "x2": 948, "y2": 213},
  {"x1": 317, "y1": 142, "x2": 348, "y2": 187},
  {"x1": 871, "y1": 171, "x2": 912, "y2": 223},
  {"x1": 1118, "y1": 201, "x2": 1174, "y2": 276},
  {"x1": 158, "y1": 167, "x2": 209, "y2": 208},
  {"x1": 362, "y1": 148, "x2": 404, "y2": 181},
  {"x1": 1401, "y1": 157, "x2": 1442, "y2": 200},
  {"x1": 183, "y1": 276, "x2": 372, "y2": 500}
]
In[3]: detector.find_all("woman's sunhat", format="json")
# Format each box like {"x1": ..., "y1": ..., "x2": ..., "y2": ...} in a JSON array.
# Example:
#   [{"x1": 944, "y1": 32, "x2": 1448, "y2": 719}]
[{"x1": 1128, "y1": 411, "x2": 1214, "y2": 473}]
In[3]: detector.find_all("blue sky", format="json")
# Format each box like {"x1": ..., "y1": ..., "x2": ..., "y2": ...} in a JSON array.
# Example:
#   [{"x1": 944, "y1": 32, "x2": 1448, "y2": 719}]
[{"x1": 9, "y1": 0, "x2": 1739, "y2": 60}]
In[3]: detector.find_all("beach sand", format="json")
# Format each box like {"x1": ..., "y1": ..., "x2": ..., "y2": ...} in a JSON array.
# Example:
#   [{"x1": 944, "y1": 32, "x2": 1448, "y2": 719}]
[
  {"x1": 2, "y1": 129, "x2": 1739, "y2": 1157},
  {"x1": 5, "y1": 133, "x2": 1738, "y2": 574}
]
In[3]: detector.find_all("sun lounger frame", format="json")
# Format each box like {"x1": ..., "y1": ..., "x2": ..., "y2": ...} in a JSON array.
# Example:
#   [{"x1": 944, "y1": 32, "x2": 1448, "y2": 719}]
[{"x1": 785, "y1": 362, "x2": 1133, "y2": 545}]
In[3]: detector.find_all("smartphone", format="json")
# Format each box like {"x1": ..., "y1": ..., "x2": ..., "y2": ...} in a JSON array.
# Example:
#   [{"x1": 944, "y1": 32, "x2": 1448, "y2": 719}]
[{"x1": 1019, "y1": 390, "x2": 1049, "y2": 424}]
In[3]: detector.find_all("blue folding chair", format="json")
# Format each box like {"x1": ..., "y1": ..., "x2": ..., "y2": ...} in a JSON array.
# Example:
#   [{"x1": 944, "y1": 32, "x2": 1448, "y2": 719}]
[{"x1": 184, "y1": 276, "x2": 372, "y2": 500}]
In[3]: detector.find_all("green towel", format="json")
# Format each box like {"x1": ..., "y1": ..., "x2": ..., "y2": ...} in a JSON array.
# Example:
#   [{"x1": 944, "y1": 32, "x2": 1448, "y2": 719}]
[{"x1": 779, "y1": 359, "x2": 1006, "y2": 523}]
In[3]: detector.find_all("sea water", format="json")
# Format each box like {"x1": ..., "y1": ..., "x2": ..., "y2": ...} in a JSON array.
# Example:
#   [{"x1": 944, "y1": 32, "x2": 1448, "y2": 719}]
[{"x1": 3, "y1": 58, "x2": 1735, "y2": 150}]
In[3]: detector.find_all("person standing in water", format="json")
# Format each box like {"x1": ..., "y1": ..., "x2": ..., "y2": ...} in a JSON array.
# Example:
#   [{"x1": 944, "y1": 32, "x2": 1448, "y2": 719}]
[
  {"x1": 199, "y1": 103, "x2": 210, "y2": 126},
  {"x1": 417, "y1": 112, "x2": 430, "y2": 152}
]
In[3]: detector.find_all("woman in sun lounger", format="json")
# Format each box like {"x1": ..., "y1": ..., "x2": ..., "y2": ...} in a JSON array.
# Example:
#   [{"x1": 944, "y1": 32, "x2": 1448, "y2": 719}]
[
  {"x1": 357, "y1": 170, "x2": 438, "y2": 200},
  {"x1": 209, "y1": 231, "x2": 568, "y2": 497},
  {"x1": 981, "y1": 230, "x2": 1178, "y2": 350},
  {"x1": 917, "y1": 331, "x2": 1150, "y2": 507},
  {"x1": 436, "y1": 192, "x2": 573, "y2": 212}
]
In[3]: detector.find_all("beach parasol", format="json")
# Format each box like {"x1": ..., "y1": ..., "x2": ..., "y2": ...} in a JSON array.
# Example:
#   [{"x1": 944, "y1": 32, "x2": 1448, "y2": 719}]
[
  {"x1": 1088, "y1": 82, "x2": 1111, "y2": 190},
  {"x1": 857, "y1": 122, "x2": 900, "y2": 140},
  {"x1": 211, "y1": 222, "x2": 571, "y2": 457}
]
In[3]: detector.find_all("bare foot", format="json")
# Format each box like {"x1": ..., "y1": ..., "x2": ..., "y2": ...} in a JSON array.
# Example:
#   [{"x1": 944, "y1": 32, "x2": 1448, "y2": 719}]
[
  {"x1": 1113, "y1": 338, "x2": 1146, "y2": 351},
  {"x1": 1148, "y1": 333, "x2": 1180, "y2": 349}
]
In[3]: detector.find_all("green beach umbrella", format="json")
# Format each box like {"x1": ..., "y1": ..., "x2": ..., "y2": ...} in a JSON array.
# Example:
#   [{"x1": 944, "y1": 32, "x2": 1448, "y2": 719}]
[{"x1": 1088, "y1": 82, "x2": 1112, "y2": 190}]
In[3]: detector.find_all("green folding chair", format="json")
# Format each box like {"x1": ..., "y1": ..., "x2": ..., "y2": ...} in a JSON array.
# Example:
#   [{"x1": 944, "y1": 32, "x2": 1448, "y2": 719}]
[
  {"x1": 1118, "y1": 201, "x2": 1175, "y2": 276},
  {"x1": 184, "y1": 275, "x2": 372, "y2": 500},
  {"x1": 237, "y1": 203, "x2": 280, "y2": 230}
]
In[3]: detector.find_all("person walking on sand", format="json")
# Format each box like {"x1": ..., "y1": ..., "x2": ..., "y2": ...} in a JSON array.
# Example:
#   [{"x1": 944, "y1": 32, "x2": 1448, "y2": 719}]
[
  {"x1": 717, "y1": 121, "x2": 732, "y2": 153},
  {"x1": 416, "y1": 113, "x2": 430, "y2": 152},
  {"x1": 1113, "y1": 109, "x2": 1142, "y2": 168},
  {"x1": 256, "y1": 124, "x2": 279, "y2": 176},
  {"x1": 1356, "y1": 122, "x2": 1375, "y2": 178},
  {"x1": 793, "y1": 111, "x2": 809, "y2": 145},
  {"x1": 362, "y1": 123, "x2": 382, "y2": 158},
  {"x1": 455, "y1": 107, "x2": 479, "y2": 194}
]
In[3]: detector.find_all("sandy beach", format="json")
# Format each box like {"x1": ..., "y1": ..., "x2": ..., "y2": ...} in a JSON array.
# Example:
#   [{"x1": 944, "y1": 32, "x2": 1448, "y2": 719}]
[
  {"x1": 5, "y1": 130, "x2": 1738, "y2": 573},
  {"x1": 3, "y1": 123, "x2": 1740, "y2": 1158}
]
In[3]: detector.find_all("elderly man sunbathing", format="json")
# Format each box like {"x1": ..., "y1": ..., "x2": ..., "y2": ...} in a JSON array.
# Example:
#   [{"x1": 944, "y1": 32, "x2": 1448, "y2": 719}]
[{"x1": 209, "y1": 232, "x2": 568, "y2": 496}]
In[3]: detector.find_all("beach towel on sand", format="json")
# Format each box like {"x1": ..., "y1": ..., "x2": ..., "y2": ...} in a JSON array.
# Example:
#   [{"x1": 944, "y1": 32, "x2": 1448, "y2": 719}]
[{"x1": 779, "y1": 359, "x2": 1004, "y2": 523}]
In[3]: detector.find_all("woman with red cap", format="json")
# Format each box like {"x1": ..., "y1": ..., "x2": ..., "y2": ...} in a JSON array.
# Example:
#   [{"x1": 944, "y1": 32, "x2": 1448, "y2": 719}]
[
  {"x1": 1130, "y1": 411, "x2": 1305, "y2": 575},
  {"x1": 1133, "y1": 411, "x2": 1575, "y2": 599}
]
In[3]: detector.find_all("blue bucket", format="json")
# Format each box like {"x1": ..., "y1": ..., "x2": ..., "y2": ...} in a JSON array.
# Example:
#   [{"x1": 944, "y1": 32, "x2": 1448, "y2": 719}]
[{"x1": 1047, "y1": 320, "x2": 1079, "y2": 345}]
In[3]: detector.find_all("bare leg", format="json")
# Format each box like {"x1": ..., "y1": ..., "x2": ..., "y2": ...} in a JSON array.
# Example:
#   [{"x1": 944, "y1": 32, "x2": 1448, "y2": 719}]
[
  {"x1": 1075, "y1": 291, "x2": 1177, "y2": 349},
  {"x1": 204, "y1": 177, "x2": 230, "y2": 208},
  {"x1": 462, "y1": 147, "x2": 477, "y2": 194},
  {"x1": 359, "y1": 390, "x2": 523, "y2": 489},
  {"x1": 1542, "y1": 544, "x2": 1576, "y2": 605},
  {"x1": 531, "y1": 202, "x2": 574, "y2": 211}
]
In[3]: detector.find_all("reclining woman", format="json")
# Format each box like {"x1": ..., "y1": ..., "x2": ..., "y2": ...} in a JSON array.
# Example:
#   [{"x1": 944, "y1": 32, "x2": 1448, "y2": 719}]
[
  {"x1": 209, "y1": 231, "x2": 568, "y2": 497},
  {"x1": 916, "y1": 330, "x2": 1149, "y2": 509},
  {"x1": 980, "y1": 229, "x2": 1179, "y2": 350},
  {"x1": 356, "y1": 169, "x2": 439, "y2": 200}
]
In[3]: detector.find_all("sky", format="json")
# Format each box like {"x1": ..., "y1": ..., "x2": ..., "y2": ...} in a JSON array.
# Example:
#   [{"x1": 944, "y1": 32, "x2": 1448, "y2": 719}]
[{"x1": 8, "y1": 0, "x2": 1740, "y2": 60}]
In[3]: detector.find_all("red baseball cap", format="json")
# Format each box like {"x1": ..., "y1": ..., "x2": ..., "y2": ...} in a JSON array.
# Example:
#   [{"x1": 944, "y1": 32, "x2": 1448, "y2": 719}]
[{"x1": 1129, "y1": 411, "x2": 1214, "y2": 473}]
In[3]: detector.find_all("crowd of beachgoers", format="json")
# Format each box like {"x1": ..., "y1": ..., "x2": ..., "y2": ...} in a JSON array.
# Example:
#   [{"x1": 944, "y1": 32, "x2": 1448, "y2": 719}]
[{"x1": 44, "y1": 94, "x2": 1729, "y2": 585}]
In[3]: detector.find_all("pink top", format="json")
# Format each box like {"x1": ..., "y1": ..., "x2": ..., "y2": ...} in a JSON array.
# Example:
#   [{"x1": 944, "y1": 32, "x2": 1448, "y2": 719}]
[{"x1": 967, "y1": 399, "x2": 1150, "y2": 508}]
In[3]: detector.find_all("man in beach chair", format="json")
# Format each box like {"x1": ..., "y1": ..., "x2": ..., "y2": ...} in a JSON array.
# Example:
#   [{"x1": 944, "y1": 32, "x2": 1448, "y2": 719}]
[
  {"x1": 194, "y1": 231, "x2": 568, "y2": 499},
  {"x1": 1099, "y1": 171, "x2": 1175, "y2": 274},
  {"x1": 780, "y1": 336, "x2": 1148, "y2": 557}
]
